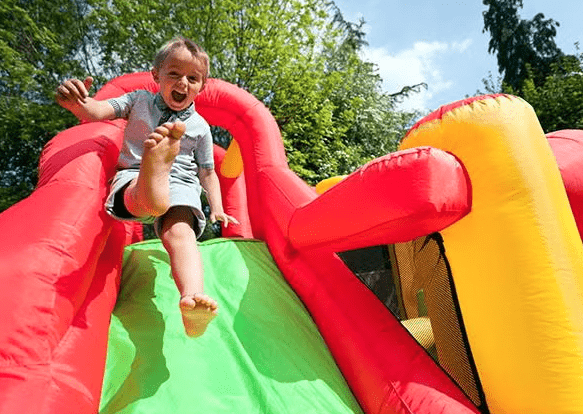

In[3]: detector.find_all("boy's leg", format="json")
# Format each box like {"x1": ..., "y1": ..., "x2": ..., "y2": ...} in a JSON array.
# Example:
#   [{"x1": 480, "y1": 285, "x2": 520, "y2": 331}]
[
  {"x1": 124, "y1": 121, "x2": 186, "y2": 218},
  {"x1": 160, "y1": 206, "x2": 218, "y2": 338}
]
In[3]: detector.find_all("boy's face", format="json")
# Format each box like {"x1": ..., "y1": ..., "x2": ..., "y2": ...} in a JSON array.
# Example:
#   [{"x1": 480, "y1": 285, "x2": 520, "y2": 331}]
[{"x1": 152, "y1": 46, "x2": 205, "y2": 112}]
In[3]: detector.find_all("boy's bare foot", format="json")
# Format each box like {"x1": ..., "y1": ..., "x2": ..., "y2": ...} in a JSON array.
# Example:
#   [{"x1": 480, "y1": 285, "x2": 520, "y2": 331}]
[
  {"x1": 143, "y1": 120, "x2": 185, "y2": 148},
  {"x1": 179, "y1": 294, "x2": 218, "y2": 338},
  {"x1": 125, "y1": 121, "x2": 186, "y2": 217}
]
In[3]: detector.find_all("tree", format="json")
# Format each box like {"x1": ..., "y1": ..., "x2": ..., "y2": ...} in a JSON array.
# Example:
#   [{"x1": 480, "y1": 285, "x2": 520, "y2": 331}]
[
  {"x1": 0, "y1": 0, "x2": 420, "y2": 212},
  {"x1": 87, "y1": 0, "x2": 419, "y2": 181},
  {"x1": 482, "y1": 0, "x2": 563, "y2": 92},
  {"x1": 481, "y1": 1, "x2": 583, "y2": 133},
  {"x1": 0, "y1": 0, "x2": 92, "y2": 211},
  {"x1": 319, "y1": 7, "x2": 421, "y2": 175},
  {"x1": 521, "y1": 52, "x2": 583, "y2": 132},
  {"x1": 271, "y1": 4, "x2": 420, "y2": 181}
]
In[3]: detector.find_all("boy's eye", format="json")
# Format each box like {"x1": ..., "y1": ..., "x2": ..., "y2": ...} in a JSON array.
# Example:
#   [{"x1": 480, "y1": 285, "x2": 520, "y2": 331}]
[{"x1": 188, "y1": 76, "x2": 200, "y2": 83}]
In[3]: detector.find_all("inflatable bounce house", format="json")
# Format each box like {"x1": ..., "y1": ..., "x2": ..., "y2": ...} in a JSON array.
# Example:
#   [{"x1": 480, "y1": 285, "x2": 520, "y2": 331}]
[{"x1": 1, "y1": 72, "x2": 583, "y2": 414}]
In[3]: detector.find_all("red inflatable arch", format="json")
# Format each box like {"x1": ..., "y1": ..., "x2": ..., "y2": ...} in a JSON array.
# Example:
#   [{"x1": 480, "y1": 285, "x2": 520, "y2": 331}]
[{"x1": 546, "y1": 129, "x2": 583, "y2": 239}]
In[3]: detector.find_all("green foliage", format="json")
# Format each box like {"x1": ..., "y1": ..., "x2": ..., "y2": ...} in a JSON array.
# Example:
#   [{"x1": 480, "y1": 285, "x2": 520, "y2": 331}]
[
  {"x1": 482, "y1": 0, "x2": 563, "y2": 92},
  {"x1": 521, "y1": 53, "x2": 583, "y2": 132},
  {"x1": 0, "y1": 0, "x2": 95, "y2": 209},
  {"x1": 481, "y1": 1, "x2": 583, "y2": 133},
  {"x1": 0, "y1": 0, "x2": 95, "y2": 98},
  {"x1": 0, "y1": 98, "x2": 70, "y2": 211},
  {"x1": 0, "y1": 0, "x2": 419, "y2": 214}
]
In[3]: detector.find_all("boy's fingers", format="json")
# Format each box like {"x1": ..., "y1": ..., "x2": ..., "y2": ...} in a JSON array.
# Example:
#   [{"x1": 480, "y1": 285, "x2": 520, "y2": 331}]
[
  {"x1": 58, "y1": 79, "x2": 83, "y2": 101},
  {"x1": 222, "y1": 215, "x2": 239, "y2": 225},
  {"x1": 83, "y1": 76, "x2": 93, "y2": 93},
  {"x1": 56, "y1": 84, "x2": 69, "y2": 99},
  {"x1": 211, "y1": 214, "x2": 239, "y2": 226},
  {"x1": 71, "y1": 78, "x2": 89, "y2": 99}
]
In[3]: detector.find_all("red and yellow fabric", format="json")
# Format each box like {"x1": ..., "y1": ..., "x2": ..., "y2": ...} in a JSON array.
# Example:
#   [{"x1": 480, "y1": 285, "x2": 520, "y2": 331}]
[{"x1": 401, "y1": 95, "x2": 583, "y2": 414}]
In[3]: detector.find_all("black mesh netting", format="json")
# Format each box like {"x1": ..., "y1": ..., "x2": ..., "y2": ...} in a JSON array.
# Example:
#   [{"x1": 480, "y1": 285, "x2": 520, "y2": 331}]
[{"x1": 338, "y1": 234, "x2": 487, "y2": 412}]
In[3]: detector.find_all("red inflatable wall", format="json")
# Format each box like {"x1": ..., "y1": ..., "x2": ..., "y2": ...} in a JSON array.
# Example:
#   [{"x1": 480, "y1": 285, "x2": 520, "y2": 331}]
[
  {"x1": 0, "y1": 114, "x2": 129, "y2": 413},
  {"x1": 546, "y1": 129, "x2": 583, "y2": 239}
]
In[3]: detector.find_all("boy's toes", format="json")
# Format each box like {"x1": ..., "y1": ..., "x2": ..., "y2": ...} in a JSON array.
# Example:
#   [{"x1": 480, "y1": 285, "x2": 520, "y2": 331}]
[
  {"x1": 170, "y1": 121, "x2": 186, "y2": 139},
  {"x1": 144, "y1": 138, "x2": 157, "y2": 148},
  {"x1": 180, "y1": 294, "x2": 218, "y2": 311},
  {"x1": 193, "y1": 293, "x2": 218, "y2": 310},
  {"x1": 180, "y1": 295, "x2": 197, "y2": 309},
  {"x1": 179, "y1": 294, "x2": 218, "y2": 338},
  {"x1": 154, "y1": 124, "x2": 171, "y2": 136}
]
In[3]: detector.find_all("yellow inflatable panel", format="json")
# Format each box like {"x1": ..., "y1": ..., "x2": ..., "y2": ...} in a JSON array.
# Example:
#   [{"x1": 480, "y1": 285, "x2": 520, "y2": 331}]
[
  {"x1": 315, "y1": 175, "x2": 347, "y2": 195},
  {"x1": 219, "y1": 139, "x2": 244, "y2": 178},
  {"x1": 400, "y1": 95, "x2": 583, "y2": 414}
]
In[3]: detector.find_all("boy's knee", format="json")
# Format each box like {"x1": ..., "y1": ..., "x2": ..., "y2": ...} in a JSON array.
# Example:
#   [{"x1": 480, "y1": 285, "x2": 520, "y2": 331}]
[{"x1": 159, "y1": 207, "x2": 196, "y2": 242}]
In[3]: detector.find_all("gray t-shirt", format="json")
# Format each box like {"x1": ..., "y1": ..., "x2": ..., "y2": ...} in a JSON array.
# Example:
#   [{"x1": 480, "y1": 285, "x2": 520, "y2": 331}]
[{"x1": 108, "y1": 90, "x2": 214, "y2": 185}]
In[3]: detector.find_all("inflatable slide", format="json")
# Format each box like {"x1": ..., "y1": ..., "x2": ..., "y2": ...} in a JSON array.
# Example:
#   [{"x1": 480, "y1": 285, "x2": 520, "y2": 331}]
[
  {"x1": 99, "y1": 238, "x2": 363, "y2": 413},
  {"x1": 1, "y1": 72, "x2": 583, "y2": 414}
]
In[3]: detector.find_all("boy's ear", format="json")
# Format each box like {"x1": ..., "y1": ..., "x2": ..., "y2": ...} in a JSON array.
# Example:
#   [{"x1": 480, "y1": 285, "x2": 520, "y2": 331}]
[{"x1": 151, "y1": 68, "x2": 159, "y2": 83}]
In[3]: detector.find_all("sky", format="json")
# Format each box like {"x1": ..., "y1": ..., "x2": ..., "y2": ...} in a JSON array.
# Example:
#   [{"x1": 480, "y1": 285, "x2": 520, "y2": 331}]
[{"x1": 333, "y1": 0, "x2": 582, "y2": 112}]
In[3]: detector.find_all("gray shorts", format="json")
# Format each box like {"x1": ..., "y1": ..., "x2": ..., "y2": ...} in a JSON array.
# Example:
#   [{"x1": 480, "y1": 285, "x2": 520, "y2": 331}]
[{"x1": 104, "y1": 169, "x2": 206, "y2": 238}]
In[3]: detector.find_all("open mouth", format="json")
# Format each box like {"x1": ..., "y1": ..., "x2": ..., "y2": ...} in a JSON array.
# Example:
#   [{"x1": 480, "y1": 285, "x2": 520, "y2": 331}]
[{"x1": 171, "y1": 91, "x2": 187, "y2": 102}]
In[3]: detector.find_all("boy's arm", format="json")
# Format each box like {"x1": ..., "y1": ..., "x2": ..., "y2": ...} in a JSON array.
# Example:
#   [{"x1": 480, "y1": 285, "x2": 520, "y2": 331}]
[
  {"x1": 56, "y1": 76, "x2": 116, "y2": 122},
  {"x1": 198, "y1": 167, "x2": 239, "y2": 227}
]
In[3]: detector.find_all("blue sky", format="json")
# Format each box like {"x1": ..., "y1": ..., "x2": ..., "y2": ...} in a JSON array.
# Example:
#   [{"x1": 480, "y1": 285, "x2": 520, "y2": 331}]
[{"x1": 333, "y1": 0, "x2": 582, "y2": 112}]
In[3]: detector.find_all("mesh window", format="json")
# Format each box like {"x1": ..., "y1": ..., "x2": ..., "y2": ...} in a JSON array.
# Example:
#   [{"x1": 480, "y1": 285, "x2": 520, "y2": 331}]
[
  {"x1": 337, "y1": 246, "x2": 400, "y2": 317},
  {"x1": 339, "y1": 235, "x2": 488, "y2": 412}
]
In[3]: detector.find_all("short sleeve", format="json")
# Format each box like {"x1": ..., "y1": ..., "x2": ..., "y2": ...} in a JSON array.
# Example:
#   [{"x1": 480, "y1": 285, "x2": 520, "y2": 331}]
[
  {"x1": 195, "y1": 128, "x2": 215, "y2": 170},
  {"x1": 107, "y1": 91, "x2": 140, "y2": 119}
]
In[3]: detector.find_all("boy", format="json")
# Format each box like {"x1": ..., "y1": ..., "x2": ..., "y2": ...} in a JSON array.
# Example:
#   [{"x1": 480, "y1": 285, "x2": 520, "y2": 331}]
[{"x1": 56, "y1": 37, "x2": 238, "y2": 337}]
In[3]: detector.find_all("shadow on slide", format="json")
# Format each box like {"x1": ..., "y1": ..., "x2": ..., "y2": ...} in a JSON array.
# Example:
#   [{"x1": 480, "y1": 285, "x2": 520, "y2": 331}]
[{"x1": 99, "y1": 238, "x2": 363, "y2": 414}]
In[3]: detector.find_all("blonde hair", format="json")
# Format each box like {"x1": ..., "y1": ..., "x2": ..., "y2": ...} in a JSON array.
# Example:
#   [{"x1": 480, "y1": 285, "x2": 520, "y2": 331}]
[{"x1": 153, "y1": 37, "x2": 210, "y2": 86}]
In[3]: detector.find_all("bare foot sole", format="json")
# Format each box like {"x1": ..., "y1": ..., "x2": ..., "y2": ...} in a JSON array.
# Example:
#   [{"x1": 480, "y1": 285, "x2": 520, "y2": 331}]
[
  {"x1": 180, "y1": 294, "x2": 218, "y2": 338},
  {"x1": 126, "y1": 121, "x2": 186, "y2": 216}
]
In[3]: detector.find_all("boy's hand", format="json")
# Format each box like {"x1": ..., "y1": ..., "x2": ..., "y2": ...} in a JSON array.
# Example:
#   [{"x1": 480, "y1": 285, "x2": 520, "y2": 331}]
[
  {"x1": 210, "y1": 212, "x2": 240, "y2": 228},
  {"x1": 56, "y1": 76, "x2": 94, "y2": 110}
]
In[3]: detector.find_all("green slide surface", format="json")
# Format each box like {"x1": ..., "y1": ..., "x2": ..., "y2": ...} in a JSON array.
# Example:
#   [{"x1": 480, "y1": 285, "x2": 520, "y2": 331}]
[{"x1": 100, "y1": 238, "x2": 363, "y2": 413}]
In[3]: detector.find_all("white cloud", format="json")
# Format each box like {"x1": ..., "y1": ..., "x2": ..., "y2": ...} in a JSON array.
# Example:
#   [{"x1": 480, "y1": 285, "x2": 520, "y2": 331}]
[
  {"x1": 452, "y1": 39, "x2": 472, "y2": 53},
  {"x1": 362, "y1": 38, "x2": 473, "y2": 111}
]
